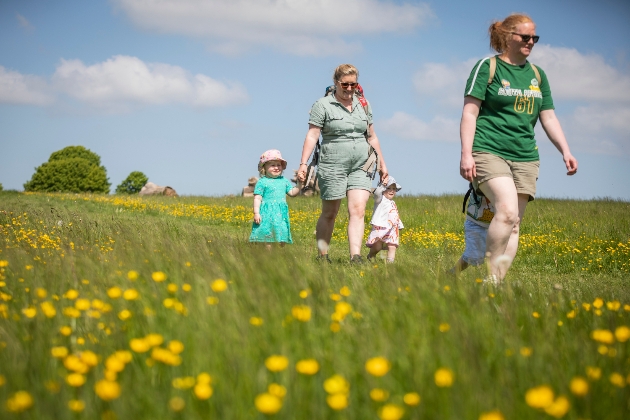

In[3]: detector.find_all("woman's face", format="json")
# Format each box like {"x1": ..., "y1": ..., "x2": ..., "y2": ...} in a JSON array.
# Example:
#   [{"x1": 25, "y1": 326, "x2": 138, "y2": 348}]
[
  {"x1": 335, "y1": 74, "x2": 358, "y2": 102},
  {"x1": 507, "y1": 22, "x2": 536, "y2": 59}
]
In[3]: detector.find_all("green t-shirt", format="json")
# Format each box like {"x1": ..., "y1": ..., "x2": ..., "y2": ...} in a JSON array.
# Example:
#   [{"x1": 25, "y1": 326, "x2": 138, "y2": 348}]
[{"x1": 464, "y1": 56, "x2": 554, "y2": 161}]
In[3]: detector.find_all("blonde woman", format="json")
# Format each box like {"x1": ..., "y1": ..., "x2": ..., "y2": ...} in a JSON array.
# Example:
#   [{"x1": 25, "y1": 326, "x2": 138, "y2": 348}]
[
  {"x1": 298, "y1": 64, "x2": 388, "y2": 263},
  {"x1": 459, "y1": 14, "x2": 578, "y2": 281}
]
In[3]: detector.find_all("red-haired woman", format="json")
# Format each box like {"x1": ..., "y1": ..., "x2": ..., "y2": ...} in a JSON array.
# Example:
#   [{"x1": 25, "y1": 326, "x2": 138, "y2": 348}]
[{"x1": 459, "y1": 14, "x2": 578, "y2": 282}]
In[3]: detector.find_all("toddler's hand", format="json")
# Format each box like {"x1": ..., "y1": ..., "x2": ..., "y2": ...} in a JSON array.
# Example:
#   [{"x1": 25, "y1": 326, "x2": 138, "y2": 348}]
[{"x1": 254, "y1": 214, "x2": 262, "y2": 224}]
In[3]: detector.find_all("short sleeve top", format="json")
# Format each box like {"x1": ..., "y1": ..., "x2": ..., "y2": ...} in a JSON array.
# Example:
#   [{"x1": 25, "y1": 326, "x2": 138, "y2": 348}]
[
  {"x1": 464, "y1": 56, "x2": 554, "y2": 161},
  {"x1": 308, "y1": 93, "x2": 373, "y2": 142},
  {"x1": 253, "y1": 176, "x2": 293, "y2": 203}
]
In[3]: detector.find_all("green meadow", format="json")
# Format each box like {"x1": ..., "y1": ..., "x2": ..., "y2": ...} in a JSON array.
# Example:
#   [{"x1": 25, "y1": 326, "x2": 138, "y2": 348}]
[{"x1": 0, "y1": 191, "x2": 629, "y2": 419}]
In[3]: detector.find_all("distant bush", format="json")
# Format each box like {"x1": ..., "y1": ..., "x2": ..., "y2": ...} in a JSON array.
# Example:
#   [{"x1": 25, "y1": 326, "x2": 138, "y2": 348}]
[
  {"x1": 116, "y1": 171, "x2": 149, "y2": 195},
  {"x1": 24, "y1": 146, "x2": 110, "y2": 193},
  {"x1": 0, "y1": 182, "x2": 3, "y2": 191}
]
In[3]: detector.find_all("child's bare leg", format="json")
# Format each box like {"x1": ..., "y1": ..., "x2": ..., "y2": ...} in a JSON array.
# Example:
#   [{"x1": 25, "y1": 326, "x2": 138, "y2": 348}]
[
  {"x1": 386, "y1": 245, "x2": 396, "y2": 262},
  {"x1": 279, "y1": 242, "x2": 285, "y2": 248},
  {"x1": 265, "y1": 243, "x2": 272, "y2": 250},
  {"x1": 448, "y1": 257, "x2": 470, "y2": 275},
  {"x1": 367, "y1": 241, "x2": 383, "y2": 259}
]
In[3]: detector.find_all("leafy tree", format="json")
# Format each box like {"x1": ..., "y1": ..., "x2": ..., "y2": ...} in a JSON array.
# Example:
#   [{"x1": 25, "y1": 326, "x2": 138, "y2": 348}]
[
  {"x1": 24, "y1": 146, "x2": 110, "y2": 193},
  {"x1": 0, "y1": 182, "x2": 3, "y2": 191},
  {"x1": 116, "y1": 171, "x2": 148, "y2": 194}
]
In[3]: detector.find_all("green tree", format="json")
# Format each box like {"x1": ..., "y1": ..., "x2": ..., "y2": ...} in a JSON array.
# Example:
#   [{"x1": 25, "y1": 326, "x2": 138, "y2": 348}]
[
  {"x1": 0, "y1": 182, "x2": 3, "y2": 191},
  {"x1": 116, "y1": 171, "x2": 148, "y2": 194},
  {"x1": 24, "y1": 146, "x2": 110, "y2": 193}
]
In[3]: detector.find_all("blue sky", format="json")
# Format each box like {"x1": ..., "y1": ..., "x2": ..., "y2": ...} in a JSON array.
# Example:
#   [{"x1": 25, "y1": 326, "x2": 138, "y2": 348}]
[{"x1": 1, "y1": 0, "x2": 629, "y2": 200}]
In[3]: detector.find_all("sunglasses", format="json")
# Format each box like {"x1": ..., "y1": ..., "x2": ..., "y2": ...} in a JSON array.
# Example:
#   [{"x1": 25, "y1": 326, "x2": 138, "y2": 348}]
[
  {"x1": 512, "y1": 32, "x2": 540, "y2": 43},
  {"x1": 337, "y1": 82, "x2": 358, "y2": 88}
]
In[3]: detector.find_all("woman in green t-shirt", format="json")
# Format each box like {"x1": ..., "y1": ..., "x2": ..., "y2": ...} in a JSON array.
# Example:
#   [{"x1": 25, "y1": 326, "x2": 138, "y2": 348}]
[{"x1": 459, "y1": 13, "x2": 578, "y2": 282}]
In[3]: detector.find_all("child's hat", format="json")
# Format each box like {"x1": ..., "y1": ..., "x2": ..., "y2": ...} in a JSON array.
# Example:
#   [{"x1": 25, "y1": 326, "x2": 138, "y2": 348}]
[
  {"x1": 385, "y1": 176, "x2": 402, "y2": 191},
  {"x1": 258, "y1": 149, "x2": 287, "y2": 172}
]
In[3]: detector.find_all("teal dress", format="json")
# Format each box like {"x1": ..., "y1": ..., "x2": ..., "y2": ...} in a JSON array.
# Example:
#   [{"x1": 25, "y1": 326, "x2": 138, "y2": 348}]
[{"x1": 249, "y1": 176, "x2": 294, "y2": 244}]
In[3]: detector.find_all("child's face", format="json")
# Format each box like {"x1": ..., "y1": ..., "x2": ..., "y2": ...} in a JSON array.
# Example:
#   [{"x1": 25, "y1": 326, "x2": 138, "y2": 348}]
[
  {"x1": 384, "y1": 185, "x2": 397, "y2": 199},
  {"x1": 264, "y1": 160, "x2": 283, "y2": 177}
]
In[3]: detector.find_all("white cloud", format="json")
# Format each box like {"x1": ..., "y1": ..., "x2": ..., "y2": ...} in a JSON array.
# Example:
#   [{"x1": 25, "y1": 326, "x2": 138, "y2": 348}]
[
  {"x1": 1, "y1": 56, "x2": 248, "y2": 111},
  {"x1": 379, "y1": 112, "x2": 459, "y2": 143},
  {"x1": 531, "y1": 45, "x2": 630, "y2": 103},
  {"x1": 0, "y1": 66, "x2": 53, "y2": 106},
  {"x1": 113, "y1": 0, "x2": 434, "y2": 56},
  {"x1": 406, "y1": 45, "x2": 630, "y2": 154},
  {"x1": 16, "y1": 13, "x2": 35, "y2": 31}
]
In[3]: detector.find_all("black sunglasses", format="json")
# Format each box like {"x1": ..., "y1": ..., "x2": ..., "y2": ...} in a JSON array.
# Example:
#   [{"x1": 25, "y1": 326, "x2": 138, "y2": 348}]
[
  {"x1": 512, "y1": 32, "x2": 540, "y2": 43},
  {"x1": 338, "y1": 82, "x2": 358, "y2": 88}
]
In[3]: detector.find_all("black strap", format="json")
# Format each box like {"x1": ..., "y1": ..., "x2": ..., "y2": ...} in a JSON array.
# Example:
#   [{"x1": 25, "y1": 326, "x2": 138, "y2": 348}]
[{"x1": 462, "y1": 184, "x2": 473, "y2": 214}]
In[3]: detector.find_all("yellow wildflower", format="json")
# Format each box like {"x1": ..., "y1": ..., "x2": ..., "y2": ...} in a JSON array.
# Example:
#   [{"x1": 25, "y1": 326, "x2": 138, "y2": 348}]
[
  {"x1": 340, "y1": 286, "x2": 351, "y2": 296},
  {"x1": 569, "y1": 377, "x2": 589, "y2": 396},
  {"x1": 152, "y1": 271, "x2": 167, "y2": 282},
  {"x1": 64, "y1": 355, "x2": 88, "y2": 373},
  {"x1": 249, "y1": 317, "x2": 264, "y2": 326},
  {"x1": 439, "y1": 323, "x2": 450, "y2": 332},
  {"x1": 479, "y1": 410, "x2": 505, "y2": 420},
  {"x1": 167, "y1": 283, "x2": 178, "y2": 293},
  {"x1": 66, "y1": 373, "x2": 86, "y2": 387},
  {"x1": 68, "y1": 399, "x2": 85, "y2": 412},
  {"x1": 365, "y1": 357, "x2": 391, "y2": 377},
  {"x1": 403, "y1": 392, "x2": 421, "y2": 406},
  {"x1": 211, "y1": 279, "x2": 227, "y2": 292},
  {"x1": 206, "y1": 296, "x2": 219, "y2": 305},
  {"x1": 107, "y1": 287, "x2": 122, "y2": 299},
  {"x1": 265, "y1": 355, "x2": 289, "y2": 372},
  {"x1": 434, "y1": 368, "x2": 454, "y2": 387},
  {"x1": 36, "y1": 288, "x2": 47, "y2": 298},
  {"x1": 64, "y1": 289, "x2": 79, "y2": 300},
  {"x1": 590, "y1": 329, "x2": 614, "y2": 344},
  {"x1": 94, "y1": 380, "x2": 121, "y2": 401},
  {"x1": 378, "y1": 404, "x2": 404, "y2": 420},
  {"x1": 80, "y1": 350, "x2": 98, "y2": 367},
  {"x1": 369, "y1": 388, "x2": 389, "y2": 402},
  {"x1": 268, "y1": 383, "x2": 287, "y2": 398},
  {"x1": 586, "y1": 366, "x2": 601, "y2": 380},
  {"x1": 194, "y1": 383, "x2": 213, "y2": 400},
  {"x1": 326, "y1": 393, "x2": 348, "y2": 410},
  {"x1": 592, "y1": 297, "x2": 604, "y2": 308},
  {"x1": 610, "y1": 373, "x2": 626, "y2": 388},
  {"x1": 169, "y1": 396, "x2": 185, "y2": 412},
  {"x1": 118, "y1": 309, "x2": 132, "y2": 321},
  {"x1": 255, "y1": 393, "x2": 282, "y2": 414},
  {"x1": 146, "y1": 333, "x2": 164, "y2": 346},
  {"x1": 544, "y1": 396, "x2": 570, "y2": 418},
  {"x1": 168, "y1": 340, "x2": 184, "y2": 354},
  {"x1": 614, "y1": 325, "x2": 630, "y2": 342},
  {"x1": 130, "y1": 338, "x2": 151, "y2": 353},
  {"x1": 51, "y1": 346, "x2": 69, "y2": 359},
  {"x1": 291, "y1": 305, "x2": 311, "y2": 322},
  {"x1": 197, "y1": 373, "x2": 212, "y2": 384},
  {"x1": 524, "y1": 385, "x2": 554, "y2": 409},
  {"x1": 123, "y1": 289, "x2": 139, "y2": 300},
  {"x1": 295, "y1": 359, "x2": 319, "y2": 375},
  {"x1": 127, "y1": 270, "x2": 139, "y2": 280},
  {"x1": 520, "y1": 347, "x2": 533, "y2": 357},
  {"x1": 22, "y1": 307, "x2": 37, "y2": 318},
  {"x1": 5, "y1": 391, "x2": 33, "y2": 413},
  {"x1": 323, "y1": 374, "x2": 349, "y2": 395}
]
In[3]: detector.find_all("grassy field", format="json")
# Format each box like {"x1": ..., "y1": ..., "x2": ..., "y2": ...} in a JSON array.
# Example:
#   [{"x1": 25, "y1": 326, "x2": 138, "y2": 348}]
[{"x1": 0, "y1": 191, "x2": 629, "y2": 419}]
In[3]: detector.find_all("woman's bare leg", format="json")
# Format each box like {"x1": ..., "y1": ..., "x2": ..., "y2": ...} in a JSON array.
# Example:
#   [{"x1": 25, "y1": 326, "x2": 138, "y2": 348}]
[
  {"x1": 479, "y1": 177, "x2": 521, "y2": 280},
  {"x1": 316, "y1": 199, "x2": 341, "y2": 256},
  {"x1": 347, "y1": 189, "x2": 371, "y2": 256}
]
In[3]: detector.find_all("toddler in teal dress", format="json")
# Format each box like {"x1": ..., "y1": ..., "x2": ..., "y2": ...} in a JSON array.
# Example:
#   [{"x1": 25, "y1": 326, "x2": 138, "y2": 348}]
[{"x1": 250, "y1": 149, "x2": 299, "y2": 247}]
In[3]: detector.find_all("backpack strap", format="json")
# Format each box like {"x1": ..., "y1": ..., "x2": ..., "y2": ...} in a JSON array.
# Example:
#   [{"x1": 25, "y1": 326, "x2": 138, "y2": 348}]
[
  {"x1": 530, "y1": 63, "x2": 542, "y2": 85},
  {"x1": 487, "y1": 56, "x2": 496, "y2": 85}
]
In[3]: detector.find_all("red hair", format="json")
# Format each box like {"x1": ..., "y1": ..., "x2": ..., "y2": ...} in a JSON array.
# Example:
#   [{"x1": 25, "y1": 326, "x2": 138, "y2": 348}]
[{"x1": 489, "y1": 14, "x2": 534, "y2": 53}]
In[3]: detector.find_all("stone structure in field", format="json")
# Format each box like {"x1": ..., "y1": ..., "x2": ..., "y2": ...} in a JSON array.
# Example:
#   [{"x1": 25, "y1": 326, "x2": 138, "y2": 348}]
[
  {"x1": 242, "y1": 177, "x2": 259, "y2": 197},
  {"x1": 139, "y1": 182, "x2": 178, "y2": 197},
  {"x1": 291, "y1": 170, "x2": 319, "y2": 196}
]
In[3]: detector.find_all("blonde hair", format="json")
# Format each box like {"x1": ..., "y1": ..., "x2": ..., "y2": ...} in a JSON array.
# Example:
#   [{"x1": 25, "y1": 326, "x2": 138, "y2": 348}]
[
  {"x1": 488, "y1": 13, "x2": 534, "y2": 53},
  {"x1": 259, "y1": 160, "x2": 283, "y2": 177},
  {"x1": 333, "y1": 64, "x2": 359, "y2": 82}
]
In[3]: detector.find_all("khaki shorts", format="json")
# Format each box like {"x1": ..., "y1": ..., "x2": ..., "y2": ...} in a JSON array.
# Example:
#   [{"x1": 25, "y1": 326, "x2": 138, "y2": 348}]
[
  {"x1": 472, "y1": 152, "x2": 540, "y2": 201},
  {"x1": 317, "y1": 138, "x2": 372, "y2": 200}
]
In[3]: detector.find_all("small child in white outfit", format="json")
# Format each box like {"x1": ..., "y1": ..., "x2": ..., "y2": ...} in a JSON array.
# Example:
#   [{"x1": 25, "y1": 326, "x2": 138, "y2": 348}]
[
  {"x1": 366, "y1": 176, "x2": 404, "y2": 263},
  {"x1": 449, "y1": 186, "x2": 496, "y2": 275}
]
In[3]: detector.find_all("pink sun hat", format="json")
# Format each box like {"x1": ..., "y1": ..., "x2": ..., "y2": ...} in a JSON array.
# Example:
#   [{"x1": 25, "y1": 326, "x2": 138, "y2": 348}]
[{"x1": 258, "y1": 149, "x2": 288, "y2": 172}]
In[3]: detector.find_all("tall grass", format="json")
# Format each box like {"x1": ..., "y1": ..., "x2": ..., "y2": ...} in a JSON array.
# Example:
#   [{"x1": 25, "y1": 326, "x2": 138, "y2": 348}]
[{"x1": 0, "y1": 191, "x2": 628, "y2": 419}]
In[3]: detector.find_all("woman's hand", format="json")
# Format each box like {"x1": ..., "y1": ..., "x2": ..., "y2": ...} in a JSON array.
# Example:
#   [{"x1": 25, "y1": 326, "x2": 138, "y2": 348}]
[
  {"x1": 460, "y1": 152, "x2": 476, "y2": 182},
  {"x1": 379, "y1": 163, "x2": 389, "y2": 185},
  {"x1": 297, "y1": 163, "x2": 307, "y2": 182},
  {"x1": 563, "y1": 152, "x2": 578, "y2": 175}
]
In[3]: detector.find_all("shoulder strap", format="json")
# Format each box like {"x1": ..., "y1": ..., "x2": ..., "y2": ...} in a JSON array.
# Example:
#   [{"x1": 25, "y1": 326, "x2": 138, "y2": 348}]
[
  {"x1": 487, "y1": 56, "x2": 496, "y2": 85},
  {"x1": 529, "y1": 63, "x2": 541, "y2": 85}
]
